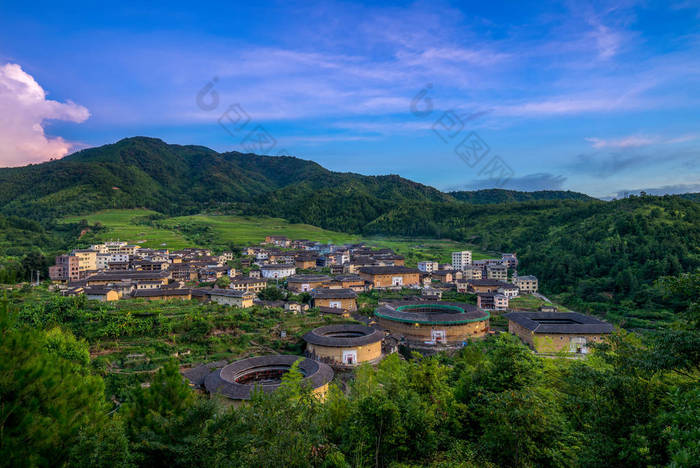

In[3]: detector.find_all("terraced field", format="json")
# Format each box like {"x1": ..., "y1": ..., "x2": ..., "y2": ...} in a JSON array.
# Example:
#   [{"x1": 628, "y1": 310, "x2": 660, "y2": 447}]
[
  {"x1": 61, "y1": 209, "x2": 191, "y2": 249},
  {"x1": 60, "y1": 209, "x2": 493, "y2": 265}
]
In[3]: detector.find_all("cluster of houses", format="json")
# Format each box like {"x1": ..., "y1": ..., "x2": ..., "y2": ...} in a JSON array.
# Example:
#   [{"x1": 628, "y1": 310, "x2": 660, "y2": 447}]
[
  {"x1": 418, "y1": 251, "x2": 538, "y2": 312},
  {"x1": 47, "y1": 239, "x2": 542, "y2": 316},
  {"x1": 48, "y1": 236, "x2": 615, "y2": 356},
  {"x1": 49, "y1": 242, "x2": 255, "y2": 306}
]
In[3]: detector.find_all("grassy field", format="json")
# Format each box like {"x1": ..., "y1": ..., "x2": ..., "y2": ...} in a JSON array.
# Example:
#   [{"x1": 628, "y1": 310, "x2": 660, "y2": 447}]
[
  {"x1": 60, "y1": 209, "x2": 494, "y2": 264},
  {"x1": 162, "y1": 214, "x2": 362, "y2": 245},
  {"x1": 62, "y1": 209, "x2": 191, "y2": 249},
  {"x1": 509, "y1": 294, "x2": 570, "y2": 312}
]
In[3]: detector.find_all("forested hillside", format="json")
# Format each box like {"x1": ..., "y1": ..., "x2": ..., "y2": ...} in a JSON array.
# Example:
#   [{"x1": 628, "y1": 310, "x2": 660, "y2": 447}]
[
  {"x1": 1, "y1": 137, "x2": 698, "y2": 327},
  {"x1": 2, "y1": 275, "x2": 698, "y2": 467},
  {"x1": 0, "y1": 137, "x2": 451, "y2": 220},
  {"x1": 450, "y1": 188, "x2": 595, "y2": 204}
]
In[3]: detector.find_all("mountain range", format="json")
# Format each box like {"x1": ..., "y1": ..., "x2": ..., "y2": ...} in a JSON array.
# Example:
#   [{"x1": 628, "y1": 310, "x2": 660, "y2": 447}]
[
  {"x1": 1, "y1": 136, "x2": 698, "y2": 328},
  {"x1": 0, "y1": 136, "x2": 594, "y2": 222}
]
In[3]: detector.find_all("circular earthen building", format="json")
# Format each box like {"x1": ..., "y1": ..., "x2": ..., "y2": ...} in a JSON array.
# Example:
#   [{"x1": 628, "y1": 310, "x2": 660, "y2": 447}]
[
  {"x1": 374, "y1": 301, "x2": 490, "y2": 348},
  {"x1": 204, "y1": 355, "x2": 333, "y2": 403},
  {"x1": 303, "y1": 324, "x2": 384, "y2": 367}
]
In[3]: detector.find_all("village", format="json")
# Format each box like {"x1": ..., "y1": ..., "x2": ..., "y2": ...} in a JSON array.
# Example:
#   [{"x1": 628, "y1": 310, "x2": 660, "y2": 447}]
[{"x1": 42, "y1": 234, "x2": 615, "y2": 403}]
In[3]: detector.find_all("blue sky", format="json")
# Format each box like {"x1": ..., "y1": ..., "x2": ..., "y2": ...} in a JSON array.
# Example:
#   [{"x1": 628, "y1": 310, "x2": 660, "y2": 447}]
[{"x1": 1, "y1": 0, "x2": 699, "y2": 198}]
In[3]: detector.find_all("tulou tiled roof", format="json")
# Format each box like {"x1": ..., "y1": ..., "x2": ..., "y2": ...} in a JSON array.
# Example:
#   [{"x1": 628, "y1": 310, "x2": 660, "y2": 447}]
[
  {"x1": 310, "y1": 288, "x2": 357, "y2": 299},
  {"x1": 132, "y1": 288, "x2": 190, "y2": 297},
  {"x1": 287, "y1": 274, "x2": 332, "y2": 283},
  {"x1": 204, "y1": 355, "x2": 333, "y2": 400},
  {"x1": 375, "y1": 301, "x2": 489, "y2": 325},
  {"x1": 358, "y1": 266, "x2": 421, "y2": 275},
  {"x1": 503, "y1": 311, "x2": 613, "y2": 334},
  {"x1": 303, "y1": 324, "x2": 384, "y2": 347}
]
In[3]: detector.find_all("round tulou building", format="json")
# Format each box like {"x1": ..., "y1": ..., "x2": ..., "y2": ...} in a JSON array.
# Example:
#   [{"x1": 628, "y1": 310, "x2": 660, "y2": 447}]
[
  {"x1": 204, "y1": 355, "x2": 333, "y2": 405},
  {"x1": 303, "y1": 324, "x2": 384, "y2": 367},
  {"x1": 374, "y1": 301, "x2": 490, "y2": 349}
]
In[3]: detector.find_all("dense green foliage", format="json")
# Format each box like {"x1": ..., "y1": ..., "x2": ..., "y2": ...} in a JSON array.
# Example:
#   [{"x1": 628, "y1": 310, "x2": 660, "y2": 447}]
[
  {"x1": 2, "y1": 273, "x2": 699, "y2": 467},
  {"x1": 0, "y1": 300, "x2": 110, "y2": 467},
  {"x1": 359, "y1": 195, "x2": 699, "y2": 328},
  {"x1": 0, "y1": 137, "x2": 451, "y2": 221},
  {"x1": 1, "y1": 137, "x2": 698, "y2": 328},
  {"x1": 449, "y1": 188, "x2": 594, "y2": 204}
]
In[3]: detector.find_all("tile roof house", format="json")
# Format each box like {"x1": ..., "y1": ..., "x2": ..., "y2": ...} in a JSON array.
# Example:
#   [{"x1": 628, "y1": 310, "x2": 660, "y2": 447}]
[
  {"x1": 260, "y1": 263, "x2": 296, "y2": 279},
  {"x1": 132, "y1": 288, "x2": 192, "y2": 301},
  {"x1": 358, "y1": 266, "x2": 421, "y2": 288},
  {"x1": 466, "y1": 279, "x2": 512, "y2": 293},
  {"x1": 477, "y1": 292, "x2": 509, "y2": 311},
  {"x1": 310, "y1": 288, "x2": 358, "y2": 312},
  {"x1": 286, "y1": 274, "x2": 332, "y2": 292},
  {"x1": 503, "y1": 311, "x2": 613, "y2": 354},
  {"x1": 194, "y1": 288, "x2": 255, "y2": 307}
]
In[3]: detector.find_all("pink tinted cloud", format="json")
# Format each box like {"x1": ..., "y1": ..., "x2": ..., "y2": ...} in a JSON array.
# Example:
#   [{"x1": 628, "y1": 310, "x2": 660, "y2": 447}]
[{"x1": 0, "y1": 63, "x2": 89, "y2": 167}]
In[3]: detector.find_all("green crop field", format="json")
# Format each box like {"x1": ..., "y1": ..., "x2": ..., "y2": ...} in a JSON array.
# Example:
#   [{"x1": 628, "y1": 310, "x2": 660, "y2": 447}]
[
  {"x1": 60, "y1": 209, "x2": 493, "y2": 265},
  {"x1": 61, "y1": 209, "x2": 191, "y2": 249},
  {"x1": 161, "y1": 213, "x2": 362, "y2": 245}
]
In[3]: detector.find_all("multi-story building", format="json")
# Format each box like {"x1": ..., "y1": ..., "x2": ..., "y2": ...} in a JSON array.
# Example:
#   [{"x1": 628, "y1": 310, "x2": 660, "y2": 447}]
[
  {"x1": 462, "y1": 266, "x2": 483, "y2": 280},
  {"x1": 486, "y1": 264, "x2": 508, "y2": 281},
  {"x1": 417, "y1": 261, "x2": 439, "y2": 273},
  {"x1": 96, "y1": 253, "x2": 130, "y2": 270},
  {"x1": 451, "y1": 251, "x2": 472, "y2": 270},
  {"x1": 49, "y1": 254, "x2": 81, "y2": 282},
  {"x1": 229, "y1": 277, "x2": 267, "y2": 293},
  {"x1": 71, "y1": 249, "x2": 98, "y2": 277},
  {"x1": 220, "y1": 252, "x2": 234, "y2": 262},
  {"x1": 91, "y1": 241, "x2": 140, "y2": 257},
  {"x1": 513, "y1": 275, "x2": 538, "y2": 293},
  {"x1": 498, "y1": 283, "x2": 520, "y2": 298},
  {"x1": 501, "y1": 253, "x2": 518, "y2": 269},
  {"x1": 477, "y1": 292, "x2": 509, "y2": 311},
  {"x1": 265, "y1": 235, "x2": 290, "y2": 247}
]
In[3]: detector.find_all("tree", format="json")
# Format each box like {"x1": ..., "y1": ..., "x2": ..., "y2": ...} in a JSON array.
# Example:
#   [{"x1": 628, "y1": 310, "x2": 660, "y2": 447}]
[
  {"x1": 215, "y1": 275, "x2": 231, "y2": 288},
  {"x1": 124, "y1": 360, "x2": 215, "y2": 466},
  {"x1": 258, "y1": 286, "x2": 286, "y2": 301},
  {"x1": 478, "y1": 388, "x2": 573, "y2": 467},
  {"x1": 67, "y1": 417, "x2": 132, "y2": 468},
  {"x1": 0, "y1": 300, "x2": 107, "y2": 467}
]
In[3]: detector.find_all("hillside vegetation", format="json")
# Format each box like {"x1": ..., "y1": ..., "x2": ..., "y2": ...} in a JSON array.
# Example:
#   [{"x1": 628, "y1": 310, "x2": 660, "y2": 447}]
[
  {"x1": 3, "y1": 276, "x2": 699, "y2": 467},
  {"x1": 449, "y1": 188, "x2": 595, "y2": 204},
  {"x1": 1, "y1": 137, "x2": 698, "y2": 327}
]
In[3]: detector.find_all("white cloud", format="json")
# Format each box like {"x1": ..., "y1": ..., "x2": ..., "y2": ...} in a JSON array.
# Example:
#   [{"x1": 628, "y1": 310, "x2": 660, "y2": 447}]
[
  {"x1": 585, "y1": 135, "x2": 658, "y2": 148},
  {"x1": 0, "y1": 63, "x2": 89, "y2": 167},
  {"x1": 585, "y1": 133, "x2": 699, "y2": 148}
]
